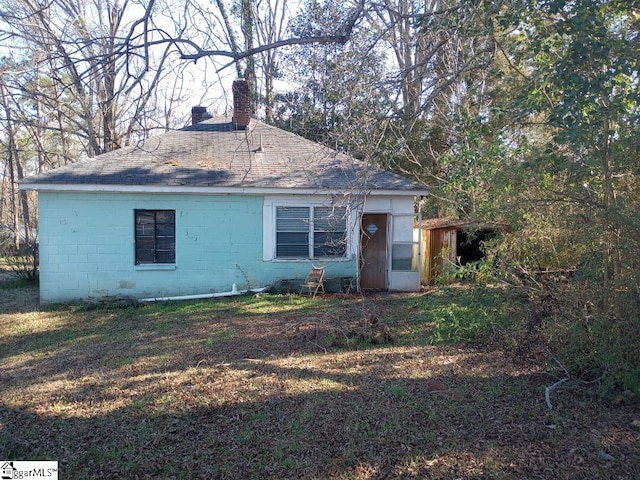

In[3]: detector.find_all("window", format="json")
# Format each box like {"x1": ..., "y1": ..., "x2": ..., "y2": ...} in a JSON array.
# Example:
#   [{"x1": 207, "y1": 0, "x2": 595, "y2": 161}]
[
  {"x1": 391, "y1": 243, "x2": 418, "y2": 271},
  {"x1": 135, "y1": 210, "x2": 175, "y2": 264},
  {"x1": 391, "y1": 214, "x2": 419, "y2": 271},
  {"x1": 313, "y1": 207, "x2": 347, "y2": 257},
  {"x1": 276, "y1": 206, "x2": 347, "y2": 259}
]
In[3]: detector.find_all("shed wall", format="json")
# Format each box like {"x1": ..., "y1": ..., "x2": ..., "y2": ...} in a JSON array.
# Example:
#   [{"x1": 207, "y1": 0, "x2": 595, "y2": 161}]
[{"x1": 419, "y1": 226, "x2": 457, "y2": 284}]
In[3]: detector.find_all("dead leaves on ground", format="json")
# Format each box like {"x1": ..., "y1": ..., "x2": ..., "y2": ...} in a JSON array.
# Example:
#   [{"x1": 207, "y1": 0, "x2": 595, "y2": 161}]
[{"x1": 1, "y1": 292, "x2": 639, "y2": 479}]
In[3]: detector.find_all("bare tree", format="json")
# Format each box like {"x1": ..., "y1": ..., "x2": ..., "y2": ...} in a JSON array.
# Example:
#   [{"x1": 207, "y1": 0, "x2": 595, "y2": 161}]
[
  {"x1": 0, "y1": 0, "x2": 367, "y2": 156},
  {"x1": 252, "y1": 0, "x2": 291, "y2": 123},
  {"x1": 368, "y1": 0, "x2": 494, "y2": 133},
  {"x1": 0, "y1": 0, "x2": 200, "y2": 155},
  {"x1": 0, "y1": 80, "x2": 31, "y2": 247},
  {"x1": 169, "y1": 0, "x2": 365, "y2": 120}
]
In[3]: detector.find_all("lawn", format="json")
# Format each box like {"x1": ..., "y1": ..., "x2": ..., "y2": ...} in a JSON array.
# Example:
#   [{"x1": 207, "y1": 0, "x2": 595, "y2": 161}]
[{"x1": 0, "y1": 278, "x2": 638, "y2": 479}]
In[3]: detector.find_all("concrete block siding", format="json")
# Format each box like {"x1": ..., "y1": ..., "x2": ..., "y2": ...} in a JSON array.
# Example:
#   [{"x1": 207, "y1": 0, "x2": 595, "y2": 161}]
[{"x1": 38, "y1": 192, "x2": 356, "y2": 303}]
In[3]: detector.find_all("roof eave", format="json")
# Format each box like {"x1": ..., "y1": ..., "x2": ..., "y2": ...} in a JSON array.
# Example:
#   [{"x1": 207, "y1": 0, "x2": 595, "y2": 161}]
[{"x1": 20, "y1": 183, "x2": 428, "y2": 197}]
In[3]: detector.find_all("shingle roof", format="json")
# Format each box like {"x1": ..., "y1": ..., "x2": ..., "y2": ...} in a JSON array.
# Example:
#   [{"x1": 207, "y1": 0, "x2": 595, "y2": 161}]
[{"x1": 21, "y1": 116, "x2": 425, "y2": 194}]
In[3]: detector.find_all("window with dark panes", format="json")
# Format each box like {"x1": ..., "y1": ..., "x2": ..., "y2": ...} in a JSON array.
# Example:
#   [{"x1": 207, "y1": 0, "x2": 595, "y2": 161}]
[
  {"x1": 135, "y1": 210, "x2": 175, "y2": 264},
  {"x1": 275, "y1": 206, "x2": 347, "y2": 259}
]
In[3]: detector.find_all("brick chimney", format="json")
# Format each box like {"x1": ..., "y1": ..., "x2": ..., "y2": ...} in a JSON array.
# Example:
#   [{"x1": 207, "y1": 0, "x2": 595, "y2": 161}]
[
  {"x1": 191, "y1": 106, "x2": 209, "y2": 125},
  {"x1": 232, "y1": 79, "x2": 251, "y2": 130}
]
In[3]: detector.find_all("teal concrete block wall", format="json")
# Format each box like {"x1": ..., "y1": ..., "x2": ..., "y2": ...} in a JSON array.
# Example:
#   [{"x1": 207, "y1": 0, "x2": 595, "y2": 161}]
[{"x1": 38, "y1": 192, "x2": 356, "y2": 302}]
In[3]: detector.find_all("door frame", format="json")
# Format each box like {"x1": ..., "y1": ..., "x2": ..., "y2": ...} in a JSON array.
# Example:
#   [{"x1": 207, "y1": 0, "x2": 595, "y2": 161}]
[{"x1": 359, "y1": 213, "x2": 389, "y2": 290}]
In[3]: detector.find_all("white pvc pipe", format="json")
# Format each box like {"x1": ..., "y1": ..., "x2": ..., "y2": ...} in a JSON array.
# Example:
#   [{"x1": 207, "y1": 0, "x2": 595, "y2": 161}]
[{"x1": 139, "y1": 286, "x2": 268, "y2": 302}]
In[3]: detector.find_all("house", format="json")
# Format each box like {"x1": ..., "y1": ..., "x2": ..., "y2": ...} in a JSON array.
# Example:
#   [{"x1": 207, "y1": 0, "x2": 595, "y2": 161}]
[
  {"x1": 2, "y1": 462, "x2": 15, "y2": 478},
  {"x1": 21, "y1": 79, "x2": 427, "y2": 303},
  {"x1": 417, "y1": 218, "x2": 509, "y2": 284}
]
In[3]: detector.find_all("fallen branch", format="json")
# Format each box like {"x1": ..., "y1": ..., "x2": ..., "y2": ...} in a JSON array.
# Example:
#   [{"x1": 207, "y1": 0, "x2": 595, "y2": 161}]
[
  {"x1": 545, "y1": 377, "x2": 569, "y2": 410},
  {"x1": 542, "y1": 347, "x2": 573, "y2": 410}
]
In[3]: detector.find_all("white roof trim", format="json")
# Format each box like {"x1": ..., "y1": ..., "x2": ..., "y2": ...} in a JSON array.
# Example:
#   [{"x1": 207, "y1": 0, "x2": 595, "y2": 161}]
[{"x1": 20, "y1": 183, "x2": 427, "y2": 197}]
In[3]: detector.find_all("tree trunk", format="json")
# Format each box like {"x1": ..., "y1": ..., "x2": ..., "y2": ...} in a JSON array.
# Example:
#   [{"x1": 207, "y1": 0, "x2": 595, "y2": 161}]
[
  {"x1": 601, "y1": 114, "x2": 616, "y2": 305},
  {"x1": 242, "y1": 0, "x2": 256, "y2": 112},
  {"x1": 0, "y1": 83, "x2": 30, "y2": 247}
]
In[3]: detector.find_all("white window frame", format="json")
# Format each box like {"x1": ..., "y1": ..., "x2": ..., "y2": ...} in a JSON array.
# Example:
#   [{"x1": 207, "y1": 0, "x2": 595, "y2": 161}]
[{"x1": 263, "y1": 197, "x2": 357, "y2": 262}]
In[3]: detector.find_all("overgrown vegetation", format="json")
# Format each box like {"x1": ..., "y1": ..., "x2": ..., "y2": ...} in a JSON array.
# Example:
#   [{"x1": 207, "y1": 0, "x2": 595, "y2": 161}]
[
  {"x1": 509, "y1": 271, "x2": 640, "y2": 400},
  {"x1": 435, "y1": 241, "x2": 640, "y2": 400},
  {"x1": 1, "y1": 282, "x2": 638, "y2": 479},
  {"x1": 0, "y1": 239, "x2": 38, "y2": 281},
  {"x1": 277, "y1": 0, "x2": 640, "y2": 407}
]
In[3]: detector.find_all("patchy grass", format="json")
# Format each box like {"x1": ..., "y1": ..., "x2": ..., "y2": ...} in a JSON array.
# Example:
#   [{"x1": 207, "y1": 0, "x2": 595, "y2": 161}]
[
  {"x1": 392, "y1": 285, "x2": 515, "y2": 345},
  {"x1": 0, "y1": 284, "x2": 638, "y2": 479}
]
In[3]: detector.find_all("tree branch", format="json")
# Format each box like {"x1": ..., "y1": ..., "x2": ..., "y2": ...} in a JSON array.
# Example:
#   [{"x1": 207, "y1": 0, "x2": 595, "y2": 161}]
[
  {"x1": 178, "y1": 0, "x2": 365, "y2": 63},
  {"x1": 180, "y1": 34, "x2": 346, "y2": 61}
]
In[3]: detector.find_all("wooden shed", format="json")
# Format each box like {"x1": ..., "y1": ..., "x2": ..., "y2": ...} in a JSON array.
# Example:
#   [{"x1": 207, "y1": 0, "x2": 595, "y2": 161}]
[{"x1": 417, "y1": 218, "x2": 509, "y2": 284}]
